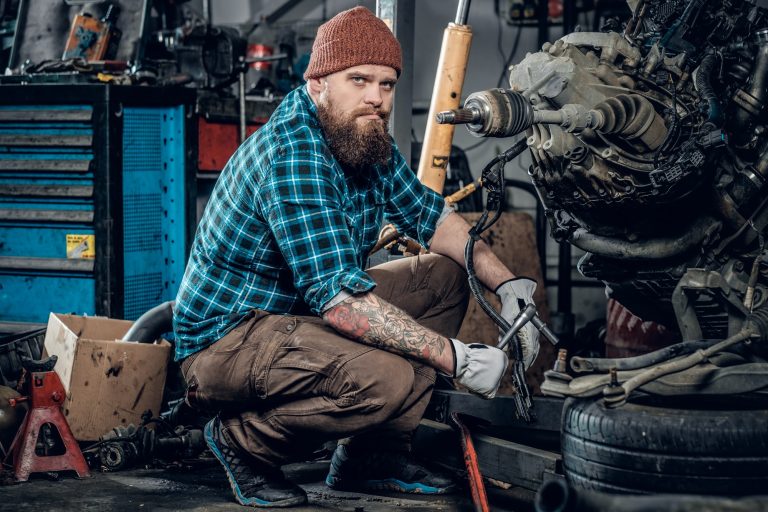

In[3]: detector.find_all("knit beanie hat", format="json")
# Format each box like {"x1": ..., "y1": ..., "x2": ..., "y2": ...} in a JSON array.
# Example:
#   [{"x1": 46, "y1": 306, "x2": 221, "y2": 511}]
[{"x1": 303, "y1": 6, "x2": 402, "y2": 80}]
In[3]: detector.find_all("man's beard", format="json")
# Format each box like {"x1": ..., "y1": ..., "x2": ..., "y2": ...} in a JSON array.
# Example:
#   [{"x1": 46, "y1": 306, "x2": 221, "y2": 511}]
[{"x1": 316, "y1": 100, "x2": 393, "y2": 173}]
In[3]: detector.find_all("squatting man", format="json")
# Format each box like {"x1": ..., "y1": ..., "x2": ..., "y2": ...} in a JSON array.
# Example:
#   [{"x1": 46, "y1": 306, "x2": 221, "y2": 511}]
[{"x1": 173, "y1": 6, "x2": 540, "y2": 508}]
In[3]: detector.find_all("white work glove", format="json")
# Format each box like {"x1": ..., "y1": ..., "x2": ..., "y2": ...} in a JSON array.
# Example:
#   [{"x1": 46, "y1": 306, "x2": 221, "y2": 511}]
[
  {"x1": 496, "y1": 278, "x2": 540, "y2": 370},
  {"x1": 450, "y1": 338, "x2": 509, "y2": 399}
]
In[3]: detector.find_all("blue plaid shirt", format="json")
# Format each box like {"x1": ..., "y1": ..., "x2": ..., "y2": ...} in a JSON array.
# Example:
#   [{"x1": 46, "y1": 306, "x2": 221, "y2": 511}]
[{"x1": 173, "y1": 86, "x2": 445, "y2": 360}]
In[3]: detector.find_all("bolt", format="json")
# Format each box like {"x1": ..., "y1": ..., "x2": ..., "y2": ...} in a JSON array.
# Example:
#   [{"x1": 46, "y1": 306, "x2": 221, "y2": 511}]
[
  {"x1": 603, "y1": 368, "x2": 625, "y2": 403},
  {"x1": 553, "y1": 349, "x2": 568, "y2": 372}
]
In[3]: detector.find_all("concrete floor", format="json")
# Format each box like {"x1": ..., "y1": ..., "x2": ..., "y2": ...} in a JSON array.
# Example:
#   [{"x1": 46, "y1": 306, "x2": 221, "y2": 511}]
[{"x1": 0, "y1": 458, "x2": 535, "y2": 511}]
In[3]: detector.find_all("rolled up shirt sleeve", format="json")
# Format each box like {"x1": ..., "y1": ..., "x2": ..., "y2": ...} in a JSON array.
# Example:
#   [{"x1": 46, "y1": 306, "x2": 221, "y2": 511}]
[
  {"x1": 259, "y1": 154, "x2": 376, "y2": 313},
  {"x1": 384, "y1": 149, "x2": 446, "y2": 249}
]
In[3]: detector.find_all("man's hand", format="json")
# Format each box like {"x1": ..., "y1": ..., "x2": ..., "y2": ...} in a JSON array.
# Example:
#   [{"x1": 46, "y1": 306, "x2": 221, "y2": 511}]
[
  {"x1": 496, "y1": 278, "x2": 540, "y2": 369},
  {"x1": 450, "y1": 339, "x2": 508, "y2": 399}
]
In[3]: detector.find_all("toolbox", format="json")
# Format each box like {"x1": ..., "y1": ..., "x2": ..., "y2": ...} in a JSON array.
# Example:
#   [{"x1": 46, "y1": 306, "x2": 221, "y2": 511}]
[{"x1": 0, "y1": 84, "x2": 197, "y2": 324}]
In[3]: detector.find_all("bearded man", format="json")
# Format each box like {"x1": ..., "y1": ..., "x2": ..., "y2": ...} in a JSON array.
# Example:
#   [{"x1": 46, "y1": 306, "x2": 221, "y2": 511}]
[{"x1": 173, "y1": 6, "x2": 539, "y2": 508}]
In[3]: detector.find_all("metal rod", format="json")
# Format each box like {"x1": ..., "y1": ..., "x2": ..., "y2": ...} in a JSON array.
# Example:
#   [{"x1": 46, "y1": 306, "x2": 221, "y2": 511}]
[
  {"x1": 498, "y1": 303, "x2": 537, "y2": 350},
  {"x1": 7, "y1": 0, "x2": 28, "y2": 70},
  {"x1": 557, "y1": 242, "x2": 572, "y2": 316},
  {"x1": 450, "y1": 413, "x2": 490, "y2": 512},
  {"x1": 203, "y1": 0, "x2": 212, "y2": 27},
  {"x1": 455, "y1": 0, "x2": 471, "y2": 25},
  {"x1": 239, "y1": 67, "x2": 247, "y2": 143}
]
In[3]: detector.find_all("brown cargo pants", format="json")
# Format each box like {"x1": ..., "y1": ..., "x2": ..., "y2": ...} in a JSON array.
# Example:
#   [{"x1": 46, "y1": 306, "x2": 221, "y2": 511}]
[{"x1": 181, "y1": 254, "x2": 469, "y2": 468}]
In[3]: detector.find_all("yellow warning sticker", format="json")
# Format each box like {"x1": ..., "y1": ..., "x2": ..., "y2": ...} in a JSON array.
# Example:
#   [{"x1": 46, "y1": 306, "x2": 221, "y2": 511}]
[{"x1": 66, "y1": 234, "x2": 96, "y2": 259}]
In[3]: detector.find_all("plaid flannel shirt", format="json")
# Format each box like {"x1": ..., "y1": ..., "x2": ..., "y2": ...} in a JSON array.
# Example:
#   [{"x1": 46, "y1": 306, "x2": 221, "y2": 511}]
[{"x1": 173, "y1": 86, "x2": 445, "y2": 360}]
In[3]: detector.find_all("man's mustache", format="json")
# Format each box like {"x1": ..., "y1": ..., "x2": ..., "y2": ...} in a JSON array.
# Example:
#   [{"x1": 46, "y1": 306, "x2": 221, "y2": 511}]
[{"x1": 352, "y1": 107, "x2": 389, "y2": 120}]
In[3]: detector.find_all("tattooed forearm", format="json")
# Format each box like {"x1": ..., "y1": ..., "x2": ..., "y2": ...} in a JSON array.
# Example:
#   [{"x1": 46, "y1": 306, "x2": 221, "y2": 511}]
[{"x1": 323, "y1": 292, "x2": 454, "y2": 373}]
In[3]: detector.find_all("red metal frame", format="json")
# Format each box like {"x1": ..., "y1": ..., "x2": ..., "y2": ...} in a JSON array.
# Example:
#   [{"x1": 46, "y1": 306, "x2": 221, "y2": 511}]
[{"x1": 5, "y1": 370, "x2": 90, "y2": 481}]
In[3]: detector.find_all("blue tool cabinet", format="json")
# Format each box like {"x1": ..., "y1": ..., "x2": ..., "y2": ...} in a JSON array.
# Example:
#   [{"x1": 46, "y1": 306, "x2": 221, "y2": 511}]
[{"x1": 0, "y1": 85, "x2": 197, "y2": 324}]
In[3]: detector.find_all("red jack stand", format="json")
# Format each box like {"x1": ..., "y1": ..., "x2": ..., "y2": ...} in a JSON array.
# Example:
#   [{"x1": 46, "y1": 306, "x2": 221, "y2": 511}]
[{"x1": 4, "y1": 356, "x2": 90, "y2": 481}]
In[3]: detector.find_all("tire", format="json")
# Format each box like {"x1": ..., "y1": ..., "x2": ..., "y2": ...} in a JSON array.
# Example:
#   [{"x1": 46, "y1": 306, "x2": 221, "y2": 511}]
[{"x1": 561, "y1": 394, "x2": 768, "y2": 495}]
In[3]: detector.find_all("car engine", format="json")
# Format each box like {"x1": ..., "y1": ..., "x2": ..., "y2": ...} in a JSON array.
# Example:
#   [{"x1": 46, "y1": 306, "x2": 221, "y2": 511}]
[{"x1": 440, "y1": 0, "x2": 768, "y2": 343}]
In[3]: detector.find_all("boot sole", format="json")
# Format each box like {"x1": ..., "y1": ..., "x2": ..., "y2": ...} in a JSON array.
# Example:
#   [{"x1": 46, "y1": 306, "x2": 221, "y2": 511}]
[
  {"x1": 204, "y1": 421, "x2": 308, "y2": 508},
  {"x1": 326, "y1": 474, "x2": 454, "y2": 495}
]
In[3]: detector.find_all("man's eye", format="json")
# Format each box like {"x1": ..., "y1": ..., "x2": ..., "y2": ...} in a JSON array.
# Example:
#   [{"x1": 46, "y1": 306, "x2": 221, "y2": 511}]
[
  {"x1": 381, "y1": 82, "x2": 395, "y2": 91},
  {"x1": 351, "y1": 77, "x2": 365, "y2": 84}
]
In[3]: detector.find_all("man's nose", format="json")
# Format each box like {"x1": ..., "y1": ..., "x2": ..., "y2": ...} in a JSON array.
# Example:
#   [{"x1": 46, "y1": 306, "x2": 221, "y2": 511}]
[{"x1": 363, "y1": 85, "x2": 383, "y2": 107}]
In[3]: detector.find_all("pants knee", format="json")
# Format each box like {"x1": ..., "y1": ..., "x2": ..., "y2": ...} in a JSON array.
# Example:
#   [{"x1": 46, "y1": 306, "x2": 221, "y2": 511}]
[
  {"x1": 357, "y1": 352, "x2": 415, "y2": 419},
  {"x1": 430, "y1": 254, "x2": 469, "y2": 300}
]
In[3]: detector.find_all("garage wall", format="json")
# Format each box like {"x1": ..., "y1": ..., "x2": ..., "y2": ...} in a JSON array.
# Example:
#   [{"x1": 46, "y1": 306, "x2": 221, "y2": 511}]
[{"x1": 205, "y1": 0, "x2": 609, "y2": 333}]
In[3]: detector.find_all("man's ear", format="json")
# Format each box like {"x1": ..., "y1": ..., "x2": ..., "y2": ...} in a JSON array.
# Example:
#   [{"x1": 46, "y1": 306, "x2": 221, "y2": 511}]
[{"x1": 307, "y1": 77, "x2": 325, "y2": 97}]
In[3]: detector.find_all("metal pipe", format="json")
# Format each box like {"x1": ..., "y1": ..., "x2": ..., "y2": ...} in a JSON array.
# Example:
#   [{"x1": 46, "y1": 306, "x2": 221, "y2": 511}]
[
  {"x1": 122, "y1": 301, "x2": 174, "y2": 343},
  {"x1": 568, "y1": 217, "x2": 718, "y2": 260},
  {"x1": 570, "y1": 339, "x2": 719, "y2": 373},
  {"x1": 498, "y1": 304, "x2": 537, "y2": 350},
  {"x1": 203, "y1": 0, "x2": 212, "y2": 27},
  {"x1": 604, "y1": 328, "x2": 754, "y2": 407},
  {"x1": 8, "y1": 0, "x2": 28, "y2": 70},
  {"x1": 557, "y1": 242, "x2": 572, "y2": 318},
  {"x1": 239, "y1": 66, "x2": 247, "y2": 143},
  {"x1": 455, "y1": 0, "x2": 471, "y2": 25}
]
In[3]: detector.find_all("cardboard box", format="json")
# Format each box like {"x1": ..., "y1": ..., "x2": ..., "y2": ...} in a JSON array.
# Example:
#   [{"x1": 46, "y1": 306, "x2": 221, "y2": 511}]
[{"x1": 43, "y1": 313, "x2": 170, "y2": 441}]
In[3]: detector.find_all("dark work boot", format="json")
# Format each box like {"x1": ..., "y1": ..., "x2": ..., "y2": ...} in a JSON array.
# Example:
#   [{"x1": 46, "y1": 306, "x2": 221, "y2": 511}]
[
  {"x1": 325, "y1": 444, "x2": 456, "y2": 494},
  {"x1": 204, "y1": 416, "x2": 307, "y2": 507}
]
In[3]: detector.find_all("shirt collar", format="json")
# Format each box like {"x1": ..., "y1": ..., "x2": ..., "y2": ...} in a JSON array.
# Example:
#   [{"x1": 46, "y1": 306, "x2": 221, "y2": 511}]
[{"x1": 298, "y1": 85, "x2": 320, "y2": 128}]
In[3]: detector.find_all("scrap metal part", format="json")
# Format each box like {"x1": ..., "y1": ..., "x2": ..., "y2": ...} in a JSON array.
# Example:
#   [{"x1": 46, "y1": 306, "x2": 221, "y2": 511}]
[{"x1": 440, "y1": 0, "x2": 768, "y2": 335}]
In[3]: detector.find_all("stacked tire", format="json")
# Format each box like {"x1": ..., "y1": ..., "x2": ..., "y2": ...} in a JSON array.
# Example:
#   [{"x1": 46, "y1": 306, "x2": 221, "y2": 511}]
[{"x1": 561, "y1": 395, "x2": 768, "y2": 495}]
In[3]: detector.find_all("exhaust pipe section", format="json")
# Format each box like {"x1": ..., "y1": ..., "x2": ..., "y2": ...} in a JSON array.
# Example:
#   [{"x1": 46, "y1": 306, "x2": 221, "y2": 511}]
[
  {"x1": 121, "y1": 300, "x2": 175, "y2": 343},
  {"x1": 536, "y1": 479, "x2": 768, "y2": 512}
]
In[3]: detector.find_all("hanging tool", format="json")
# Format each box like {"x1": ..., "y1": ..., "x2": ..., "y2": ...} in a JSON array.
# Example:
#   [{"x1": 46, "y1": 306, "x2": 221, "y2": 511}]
[
  {"x1": 417, "y1": 0, "x2": 473, "y2": 193},
  {"x1": 62, "y1": 4, "x2": 121, "y2": 61},
  {"x1": 450, "y1": 412, "x2": 490, "y2": 512}
]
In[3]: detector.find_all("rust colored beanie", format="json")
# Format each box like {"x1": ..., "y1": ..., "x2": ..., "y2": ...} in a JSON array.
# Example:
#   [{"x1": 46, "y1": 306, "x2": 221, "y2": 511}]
[{"x1": 303, "y1": 6, "x2": 402, "y2": 80}]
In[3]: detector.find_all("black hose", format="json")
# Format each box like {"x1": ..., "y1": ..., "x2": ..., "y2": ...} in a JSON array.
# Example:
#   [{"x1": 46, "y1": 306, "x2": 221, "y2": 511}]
[
  {"x1": 463, "y1": 138, "x2": 530, "y2": 354},
  {"x1": 536, "y1": 479, "x2": 768, "y2": 512},
  {"x1": 570, "y1": 338, "x2": 720, "y2": 373},
  {"x1": 465, "y1": 228, "x2": 509, "y2": 330},
  {"x1": 695, "y1": 51, "x2": 723, "y2": 126},
  {"x1": 568, "y1": 217, "x2": 717, "y2": 260}
]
